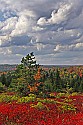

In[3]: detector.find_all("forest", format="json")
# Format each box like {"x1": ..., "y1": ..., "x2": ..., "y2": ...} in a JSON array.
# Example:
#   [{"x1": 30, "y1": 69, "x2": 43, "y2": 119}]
[{"x1": 0, "y1": 52, "x2": 83, "y2": 125}]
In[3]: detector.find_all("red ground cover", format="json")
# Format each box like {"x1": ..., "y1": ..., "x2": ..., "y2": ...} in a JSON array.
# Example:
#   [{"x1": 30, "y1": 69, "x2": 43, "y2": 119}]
[{"x1": 0, "y1": 94, "x2": 83, "y2": 125}]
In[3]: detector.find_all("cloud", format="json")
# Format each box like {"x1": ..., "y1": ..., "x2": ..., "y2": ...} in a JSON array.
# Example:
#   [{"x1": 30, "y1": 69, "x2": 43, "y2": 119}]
[
  {"x1": 0, "y1": 0, "x2": 83, "y2": 64},
  {"x1": 37, "y1": 0, "x2": 83, "y2": 26},
  {"x1": 54, "y1": 42, "x2": 83, "y2": 52},
  {"x1": 0, "y1": 9, "x2": 36, "y2": 47},
  {"x1": 65, "y1": 10, "x2": 83, "y2": 29},
  {"x1": 37, "y1": 3, "x2": 72, "y2": 26},
  {"x1": 0, "y1": 17, "x2": 18, "y2": 34},
  {"x1": 0, "y1": 47, "x2": 12, "y2": 55}
]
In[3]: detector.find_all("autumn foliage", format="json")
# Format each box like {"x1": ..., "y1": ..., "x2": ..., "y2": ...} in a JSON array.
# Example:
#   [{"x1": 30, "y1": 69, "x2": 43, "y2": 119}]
[
  {"x1": 0, "y1": 93, "x2": 83, "y2": 125},
  {"x1": 0, "y1": 53, "x2": 83, "y2": 125},
  {"x1": 28, "y1": 67, "x2": 42, "y2": 92}
]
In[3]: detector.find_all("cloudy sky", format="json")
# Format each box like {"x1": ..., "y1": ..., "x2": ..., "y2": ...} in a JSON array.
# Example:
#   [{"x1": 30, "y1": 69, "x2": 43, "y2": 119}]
[{"x1": 0, "y1": 0, "x2": 83, "y2": 65}]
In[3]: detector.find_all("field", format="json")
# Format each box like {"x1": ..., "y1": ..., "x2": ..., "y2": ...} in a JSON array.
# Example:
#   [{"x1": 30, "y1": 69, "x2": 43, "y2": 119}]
[{"x1": 0, "y1": 92, "x2": 83, "y2": 125}]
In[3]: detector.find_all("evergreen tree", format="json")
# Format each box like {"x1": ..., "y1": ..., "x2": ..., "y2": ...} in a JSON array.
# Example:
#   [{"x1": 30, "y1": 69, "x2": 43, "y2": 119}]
[
  {"x1": 1, "y1": 73, "x2": 6, "y2": 85},
  {"x1": 55, "y1": 68, "x2": 62, "y2": 90},
  {"x1": 9, "y1": 52, "x2": 39, "y2": 95},
  {"x1": 21, "y1": 52, "x2": 38, "y2": 68}
]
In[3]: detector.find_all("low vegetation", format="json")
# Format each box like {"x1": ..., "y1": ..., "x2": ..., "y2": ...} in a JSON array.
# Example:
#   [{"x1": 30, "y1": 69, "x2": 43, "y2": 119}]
[{"x1": 0, "y1": 52, "x2": 83, "y2": 124}]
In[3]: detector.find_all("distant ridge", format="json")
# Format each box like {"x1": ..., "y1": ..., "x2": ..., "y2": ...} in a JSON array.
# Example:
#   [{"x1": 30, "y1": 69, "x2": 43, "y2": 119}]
[
  {"x1": 0, "y1": 64, "x2": 83, "y2": 72},
  {"x1": 41, "y1": 65, "x2": 83, "y2": 68},
  {"x1": 0, "y1": 64, "x2": 17, "y2": 72}
]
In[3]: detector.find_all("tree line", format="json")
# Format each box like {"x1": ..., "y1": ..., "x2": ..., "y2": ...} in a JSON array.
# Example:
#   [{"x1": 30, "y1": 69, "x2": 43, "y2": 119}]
[{"x1": 0, "y1": 52, "x2": 83, "y2": 96}]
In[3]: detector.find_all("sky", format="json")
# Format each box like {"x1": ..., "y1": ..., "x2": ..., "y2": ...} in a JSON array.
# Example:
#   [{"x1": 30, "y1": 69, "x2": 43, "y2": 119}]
[{"x1": 0, "y1": 0, "x2": 83, "y2": 65}]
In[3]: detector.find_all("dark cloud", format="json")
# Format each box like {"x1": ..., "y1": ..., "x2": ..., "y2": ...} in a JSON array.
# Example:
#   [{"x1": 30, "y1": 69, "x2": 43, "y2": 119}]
[{"x1": 11, "y1": 36, "x2": 31, "y2": 46}]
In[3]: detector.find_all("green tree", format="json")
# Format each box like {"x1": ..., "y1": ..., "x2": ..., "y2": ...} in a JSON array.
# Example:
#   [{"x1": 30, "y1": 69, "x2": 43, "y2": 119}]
[
  {"x1": 79, "y1": 82, "x2": 83, "y2": 92},
  {"x1": 14, "y1": 52, "x2": 39, "y2": 85},
  {"x1": 0, "y1": 73, "x2": 6, "y2": 85},
  {"x1": 20, "y1": 52, "x2": 39, "y2": 85},
  {"x1": 5, "y1": 72, "x2": 12, "y2": 87},
  {"x1": 43, "y1": 78, "x2": 53, "y2": 92},
  {"x1": 0, "y1": 82, "x2": 5, "y2": 92},
  {"x1": 21, "y1": 52, "x2": 38, "y2": 68},
  {"x1": 55, "y1": 68, "x2": 62, "y2": 91},
  {"x1": 9, "y1": 52, "x2": 39, "y2": 95}
]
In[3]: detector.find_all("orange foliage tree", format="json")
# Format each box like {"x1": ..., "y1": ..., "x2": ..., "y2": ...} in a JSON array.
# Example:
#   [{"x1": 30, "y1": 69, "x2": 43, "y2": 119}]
[{"x1": 28, "y1": 67, "x2": 42, "y2": 93}]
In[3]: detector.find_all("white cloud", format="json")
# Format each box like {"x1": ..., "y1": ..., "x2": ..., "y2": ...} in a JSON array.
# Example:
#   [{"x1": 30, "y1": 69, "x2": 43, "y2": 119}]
[
  {"x1": 0, "y1": 17, "x2": 18, "y2": 34},
  {"x1": 54, "y1": 42, "x2": 83, "y2": 52},
  {"x1": 37, "y1": 3, "x2": 72, "y2": 26},
  {"x1": 0, "y1": 9, "x2": 36, "y2": 46},
  {"x1": 0, "y1": 0, "x2": 83, "y2": 64},
  {"x1": 35, "y1": 43, "x2": 46, "y2": 51},
  {"x1": 0, "y1": 35, "x2": 11, "y2": 46},
  {"x1": 32, "y1": 26, "x2": 45, "y2": 31},
  {"x1": 7, "y1": 9, "x2": 36, "y2": 37},
  {"x1": 0, "y1": 47, "x2": 12, "y2": 55},
  {"x1": 75, "y1": 43, "x2": 83, "y2": 48},
  {"x1": 11, "y1": 15, "x2": 28, "y2": 36}
]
